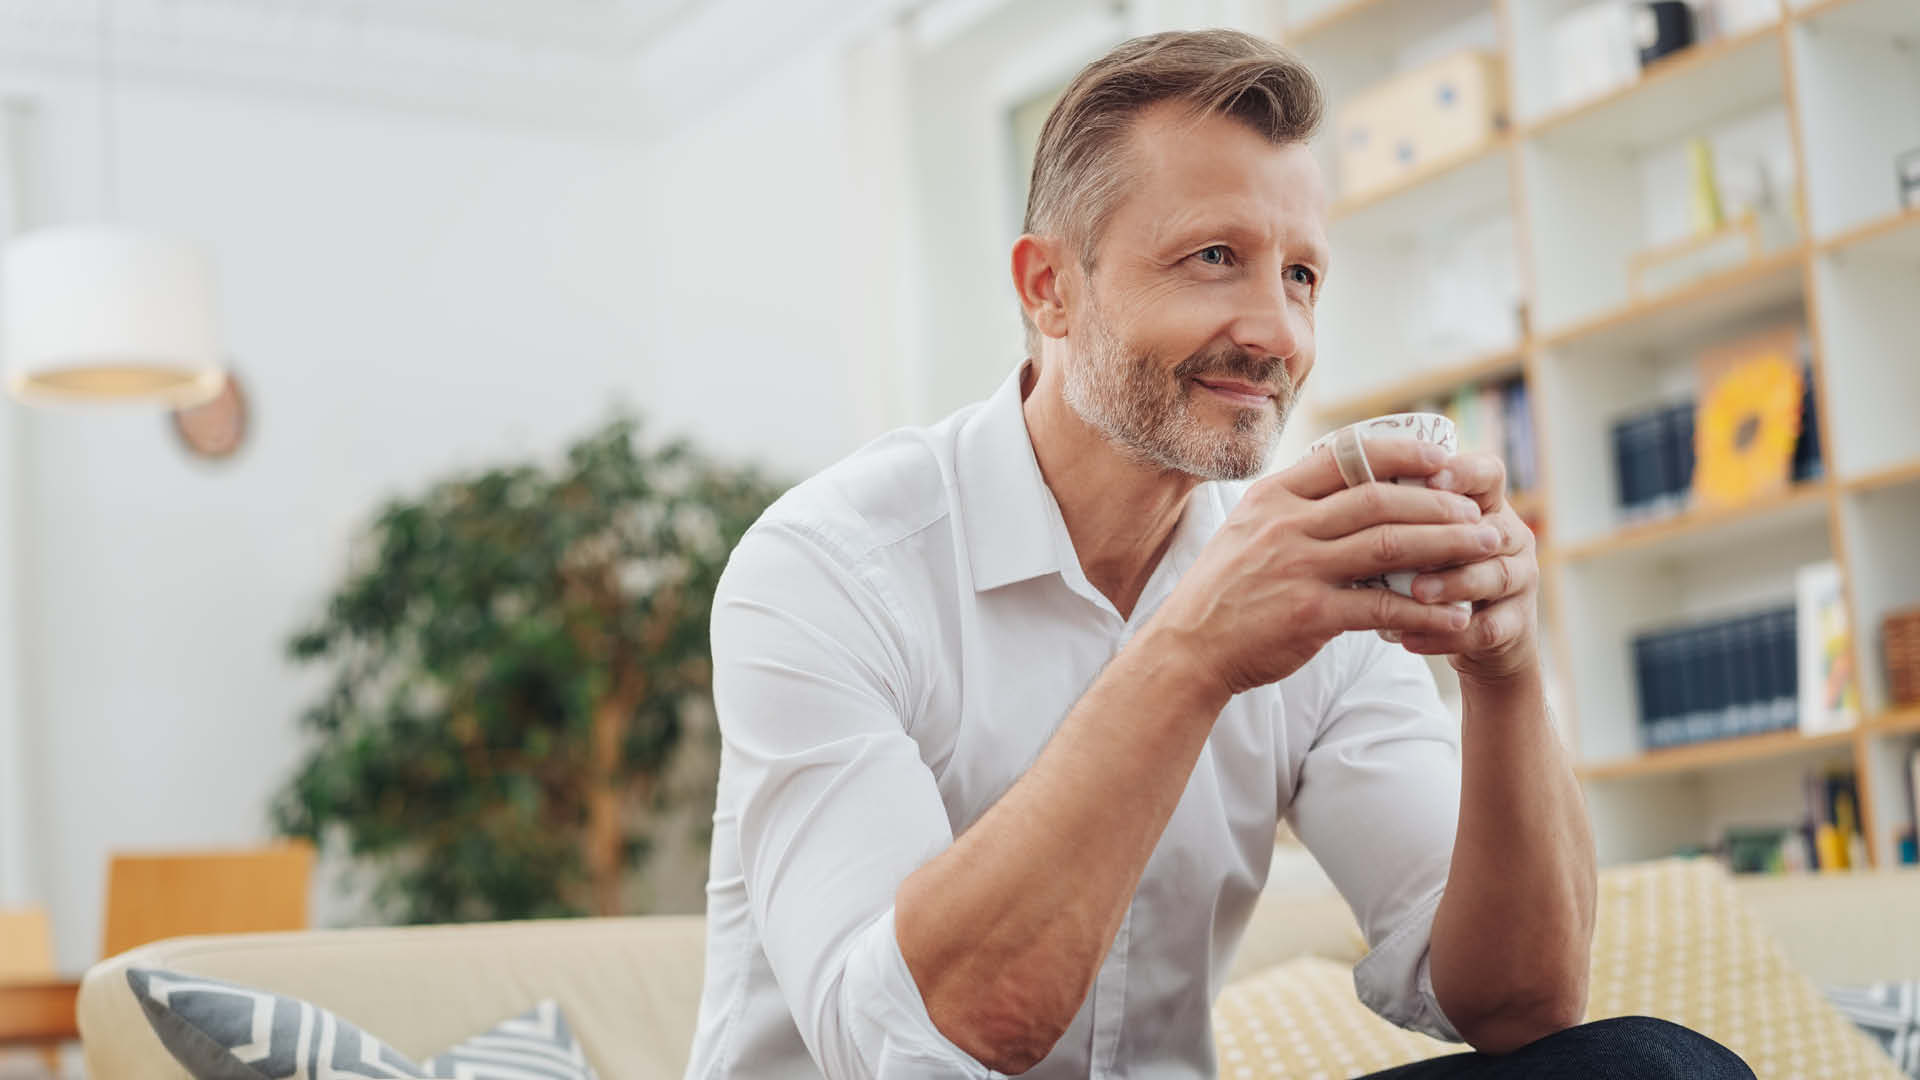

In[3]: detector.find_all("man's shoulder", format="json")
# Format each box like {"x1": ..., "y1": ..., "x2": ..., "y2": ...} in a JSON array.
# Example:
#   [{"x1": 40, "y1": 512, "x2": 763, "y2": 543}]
[{"x1": 748, "y1": 404, "x2": 979, "y2": 565}]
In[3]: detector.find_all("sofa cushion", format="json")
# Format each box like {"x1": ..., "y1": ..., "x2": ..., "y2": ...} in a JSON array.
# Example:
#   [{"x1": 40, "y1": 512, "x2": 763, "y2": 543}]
[
  {"x1": 126, "y1": 967, "x2": 596, "y2": 1080},
  {"x1": 1212, "y1": 858, "x2": 1908, "y2": 1078}
]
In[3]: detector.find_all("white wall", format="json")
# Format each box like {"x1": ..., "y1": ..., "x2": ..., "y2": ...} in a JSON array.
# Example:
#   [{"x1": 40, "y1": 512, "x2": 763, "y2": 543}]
[{"x1": 1, "y1": 30, "x2": 901, "y2": 971}]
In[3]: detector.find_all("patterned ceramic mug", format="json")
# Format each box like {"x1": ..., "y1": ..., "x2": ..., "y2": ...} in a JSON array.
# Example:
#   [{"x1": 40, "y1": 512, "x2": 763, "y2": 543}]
[{"x1": 1306, "y1": 412, "x2": 1472, "y2": 617}]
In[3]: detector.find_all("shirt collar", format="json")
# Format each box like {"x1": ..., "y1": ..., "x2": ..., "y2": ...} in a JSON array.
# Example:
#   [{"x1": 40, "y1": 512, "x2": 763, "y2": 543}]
[
  {"x1": 955, "y1": 362, "x2": 1062, "y2": 592},
  {"x1": 954, "y1": 361, "x2": 1233, "y2": 600}
]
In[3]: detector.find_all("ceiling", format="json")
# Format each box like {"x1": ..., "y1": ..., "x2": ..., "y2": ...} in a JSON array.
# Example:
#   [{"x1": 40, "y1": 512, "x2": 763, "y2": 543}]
[{"x1": 0, "y1": 0, "x2": 904, "y2": 136}]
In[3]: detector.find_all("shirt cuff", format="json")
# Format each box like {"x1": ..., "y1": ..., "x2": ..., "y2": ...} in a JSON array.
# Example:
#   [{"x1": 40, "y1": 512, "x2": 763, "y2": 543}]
[
  {"x1": 843, "y1": 908, "x2": 1002, "y2": 1079},
  {"x1": 1351, "y1": 889, "x2": 1464, "y2": 1044}
]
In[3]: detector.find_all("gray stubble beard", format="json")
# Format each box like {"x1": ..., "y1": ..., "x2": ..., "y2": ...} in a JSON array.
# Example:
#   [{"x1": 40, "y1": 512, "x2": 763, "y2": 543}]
[{"x1": 1062, "y1": 301, "x2": 1296, "y2": 481}]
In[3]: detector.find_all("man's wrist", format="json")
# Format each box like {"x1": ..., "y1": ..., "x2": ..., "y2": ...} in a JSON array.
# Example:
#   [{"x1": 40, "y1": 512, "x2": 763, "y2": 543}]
[
  {"x1": 1127, "y1": 622, "x2": 1236, "y2": 717},
  {"x1": 1455, "y1": 651, "x2": 1544, "y2": 703}
]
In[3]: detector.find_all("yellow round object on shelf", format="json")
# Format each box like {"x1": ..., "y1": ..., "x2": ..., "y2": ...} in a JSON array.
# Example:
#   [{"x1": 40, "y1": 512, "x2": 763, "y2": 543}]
[{"x1": 1693, "y1": 354, "x2": 1802, "y2": 508}]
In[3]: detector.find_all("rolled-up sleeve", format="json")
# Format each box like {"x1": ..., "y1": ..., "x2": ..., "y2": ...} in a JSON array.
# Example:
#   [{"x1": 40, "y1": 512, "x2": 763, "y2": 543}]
[
  {"x1": 1284, "y1": 633, "x2": 1464, "y2": 1043},
  {"x1": 711, "y1": 521, "x2": 996, "y2": 1079}
]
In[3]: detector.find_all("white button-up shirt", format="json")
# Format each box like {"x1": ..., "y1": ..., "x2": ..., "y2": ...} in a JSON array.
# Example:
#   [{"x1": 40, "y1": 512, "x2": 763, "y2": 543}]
[{"x1": 685, "y1": 364, "x2": 1465, "y2": 1080}]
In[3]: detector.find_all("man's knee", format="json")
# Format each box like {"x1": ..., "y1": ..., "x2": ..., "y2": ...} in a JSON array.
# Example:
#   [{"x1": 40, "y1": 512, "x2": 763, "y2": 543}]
[{"x1": 1533, "y1": 1015, "x2": 1754, "y2": 1079}]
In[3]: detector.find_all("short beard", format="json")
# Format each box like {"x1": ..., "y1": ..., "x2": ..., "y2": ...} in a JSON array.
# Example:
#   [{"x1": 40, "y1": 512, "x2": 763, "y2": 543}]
[{"x1": 1062, "y1": 303, "x2": 1296, "y2": 481}]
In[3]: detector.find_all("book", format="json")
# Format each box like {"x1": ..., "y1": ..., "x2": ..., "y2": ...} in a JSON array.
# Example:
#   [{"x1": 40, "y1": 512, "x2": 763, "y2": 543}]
[
  {"x1": 1693, "y1": 325, "x2": 1805, "y2": 509},
  {"x1": 1771, "y1": 607, "x2": 1799, "y2": 731},
  {"x1": 1909, "y1": 745, "x2": 1920, "y2": 865},
  {"x1": 1728, "y1": 612, "x2": 1761, "y2": 736},
  {"x1": 1796, "y1": 561, "x2": 1862, "y2": 735},
  {"x1": 1612, "y1": 416, "x2": 1639, "y2": 516},
  {"x1": 1792, "y1": 365, "x2": 1822, "y2": 483},
  {"x1": 1662, "y1": 400, "x2": 1696, "y2": 512},
  {"x1": 1502, "y1": 380, "x2": 1536, "y2": 493}
]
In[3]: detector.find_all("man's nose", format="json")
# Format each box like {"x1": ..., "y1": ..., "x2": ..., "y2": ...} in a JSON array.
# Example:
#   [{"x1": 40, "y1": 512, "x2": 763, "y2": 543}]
[{"x1": 1228, "y1": 278, "x2": 1304, "y2": 365}]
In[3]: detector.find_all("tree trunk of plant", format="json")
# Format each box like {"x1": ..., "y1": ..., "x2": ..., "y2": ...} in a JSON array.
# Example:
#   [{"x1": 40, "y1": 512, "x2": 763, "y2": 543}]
[{"x1": 587, "y1": 667, "x2": 642, "y2": 917}]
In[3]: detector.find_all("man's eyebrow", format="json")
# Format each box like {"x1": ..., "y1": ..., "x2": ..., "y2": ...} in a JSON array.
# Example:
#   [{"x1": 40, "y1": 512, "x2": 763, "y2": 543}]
[
  {"x1": 1153, "y1": 217, "x2": 1267, "y2": 253},
  {"x1": 1155, "y1": 218, "x2": 1330, "y2": 269}
]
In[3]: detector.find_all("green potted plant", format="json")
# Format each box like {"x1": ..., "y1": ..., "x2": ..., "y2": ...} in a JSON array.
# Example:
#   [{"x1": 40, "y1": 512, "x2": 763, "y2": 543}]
[{"x1": 272, "y1": 415, "x2": 785, "y2": 922}]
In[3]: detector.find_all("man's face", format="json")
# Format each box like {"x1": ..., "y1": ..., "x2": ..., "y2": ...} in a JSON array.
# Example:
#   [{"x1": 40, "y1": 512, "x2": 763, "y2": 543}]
[{"x1": 1060, "y1": 104, "x2": 1327, "y2": 481}]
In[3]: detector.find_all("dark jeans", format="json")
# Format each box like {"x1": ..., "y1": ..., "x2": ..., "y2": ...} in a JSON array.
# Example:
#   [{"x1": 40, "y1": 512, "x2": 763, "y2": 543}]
[{"x1": 1354, "y1": 1016, "x2": 1756, "y2": 1079}]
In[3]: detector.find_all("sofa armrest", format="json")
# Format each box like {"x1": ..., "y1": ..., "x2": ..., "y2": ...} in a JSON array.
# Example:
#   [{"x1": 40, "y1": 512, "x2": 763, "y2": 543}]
[{"x1": 1735, "y1": 868, "x2": 1920, "y2": 987}]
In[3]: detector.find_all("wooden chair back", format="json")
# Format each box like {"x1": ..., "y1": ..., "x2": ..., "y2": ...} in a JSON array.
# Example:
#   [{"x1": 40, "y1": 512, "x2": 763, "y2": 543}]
[
  {"x1": 100, "y1": 842, "x2": 314, "y2": 959},
  {"x1": 0, "y1": 906, "x2": 54, "y2": 982}
]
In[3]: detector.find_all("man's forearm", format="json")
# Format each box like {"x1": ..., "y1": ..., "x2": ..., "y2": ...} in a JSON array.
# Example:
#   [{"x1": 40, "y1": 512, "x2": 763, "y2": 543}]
[
  {"x1": 894, "y1": 623, "x2": 1228, "y2": 1073},
  {"x1": 1429, "y1": 663, "x2": 1596, "y2": 1054}
]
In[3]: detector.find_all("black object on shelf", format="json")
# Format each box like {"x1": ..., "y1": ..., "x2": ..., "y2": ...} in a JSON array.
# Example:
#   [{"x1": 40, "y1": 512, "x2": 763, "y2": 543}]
[
  {"x1": 1900, "y1": 147, "x2": 1920, "y2": 211},
  {"x1": 1792, "y1": 371, "x2": 1822, "y2": 483},
  {"x1": 1633, "y1": 1, "x2": 1695, "y2": 67},
  {"x1": 1633, "y1": 606, "x2": 1799, "y2": 751}
]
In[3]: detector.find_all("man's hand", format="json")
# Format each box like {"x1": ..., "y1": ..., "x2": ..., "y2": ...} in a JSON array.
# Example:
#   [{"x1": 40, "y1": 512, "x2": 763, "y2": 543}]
[
  {"x1": 1150, "y1": 437, "x2": 1499, "y2": 699},
  {"x1": 1386, "y1": 451, "x2": 1540, "y2": 684}
]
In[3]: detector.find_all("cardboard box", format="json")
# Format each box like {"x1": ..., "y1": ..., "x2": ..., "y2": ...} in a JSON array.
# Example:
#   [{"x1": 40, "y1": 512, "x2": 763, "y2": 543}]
[{"x1": 1333, "y1": 50, "x2": 1507, "y2": 204}]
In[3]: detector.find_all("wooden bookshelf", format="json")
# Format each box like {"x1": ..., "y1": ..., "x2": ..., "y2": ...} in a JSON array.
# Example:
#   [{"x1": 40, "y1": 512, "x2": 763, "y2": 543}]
[
  {"x1": 1552, "y1": 481, "x2": 1831, "y2": 564},
  {"x1": 1312, "y1": 345, "x2": 1525, "y2": 425},
  {"x1": 1288, "y1": 0, "x2": 1920, "y2": 867},
  {"x1": 1579, "y1": 727, "x2": 1857, "y2": 782}
]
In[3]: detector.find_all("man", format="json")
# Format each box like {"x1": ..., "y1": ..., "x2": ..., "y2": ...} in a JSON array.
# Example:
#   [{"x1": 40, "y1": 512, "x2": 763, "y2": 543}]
[{"x1": 684, "y1": 29, "x2": 1753, "y2": 1080}]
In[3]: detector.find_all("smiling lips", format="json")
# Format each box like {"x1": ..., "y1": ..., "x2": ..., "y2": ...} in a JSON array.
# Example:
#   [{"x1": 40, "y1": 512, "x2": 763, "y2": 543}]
[{"x1": 1192, "y1": 376, "x2": 1275, "y2": 407}]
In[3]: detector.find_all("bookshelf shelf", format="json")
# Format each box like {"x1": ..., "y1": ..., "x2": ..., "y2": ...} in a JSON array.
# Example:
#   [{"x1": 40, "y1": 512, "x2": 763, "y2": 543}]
[
  {"x1": 1871, "y1": 707, "x2": 1920, "y2": 737},
  {"x1": 1518, "y1": 23, "x2": 1784, "y2": 149},
  {"x1": 1278, "y1": 0, "x2": 1392, "y2": 45},
  {"x1": 1536, "y1": 246, "x2": 1806, "y2": 356},
  {"x1": 1840, "y1": 458, "x2": 1920, "y2": 497},
  {"x1": 1331, "y1": 136, "x2": 1511, "y2": 224},
  {"x1": 1579, "y1": 727, "x2": 1857, "y2": 782},
  {"x1": 1795, "y1": 0, "x2": 1920, "y2": 34},
  {"x1": 1508, "y1": 489, "x2": 1543, "y2": 523},
  {"x1": 1311, "y1": 345, "x2": 1525, "y2": 426},
  {"x1": 1552, "y1": 482, "x2": 1831, "y2": 565},
  {"x1": 1817, "y1": 207, "x2": 1920, "y2": 260}
]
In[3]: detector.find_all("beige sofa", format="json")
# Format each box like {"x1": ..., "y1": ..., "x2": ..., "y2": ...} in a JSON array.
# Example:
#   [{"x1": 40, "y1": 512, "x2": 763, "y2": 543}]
[{"x1": 77, "y1": 865, "x2": 1920, "y2": 1079}]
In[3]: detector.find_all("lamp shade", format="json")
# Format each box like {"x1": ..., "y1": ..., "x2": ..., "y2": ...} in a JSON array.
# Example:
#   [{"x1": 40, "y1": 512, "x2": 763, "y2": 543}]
[{"x1": 3, "y1": 224, "x2": 225, "y2": 407}]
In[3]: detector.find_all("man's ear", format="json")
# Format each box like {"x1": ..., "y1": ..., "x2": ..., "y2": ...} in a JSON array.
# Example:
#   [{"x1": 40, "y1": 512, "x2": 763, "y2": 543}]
[{"x1": 1011, "y1": 234, "x2": 1072, "y2": 340}]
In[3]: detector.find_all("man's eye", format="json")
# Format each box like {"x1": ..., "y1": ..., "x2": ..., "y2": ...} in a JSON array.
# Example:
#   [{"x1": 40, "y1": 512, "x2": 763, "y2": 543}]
[
  {"x1": 1287, "y1": 265, "x2": 1318, "y2": 287},
  {"x1": 1195, "y1": 245, "x2": 1232, "y2": 266}
]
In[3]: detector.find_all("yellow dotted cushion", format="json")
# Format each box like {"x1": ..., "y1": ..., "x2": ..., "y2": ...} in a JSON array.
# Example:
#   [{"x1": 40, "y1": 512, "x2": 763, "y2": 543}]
[{"x1": 1212, "y1": 858, "x2": 1906, "y2": 1079}]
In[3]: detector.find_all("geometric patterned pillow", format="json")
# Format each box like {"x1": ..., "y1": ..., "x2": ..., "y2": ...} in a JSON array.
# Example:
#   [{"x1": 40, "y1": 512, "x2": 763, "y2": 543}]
[
  {"x1": 125, "y1": 967, "x2": 597, "y2": 1080},
  {"x1": 1826, "y1": 981, "x2": 1920, "y2": 1078}
]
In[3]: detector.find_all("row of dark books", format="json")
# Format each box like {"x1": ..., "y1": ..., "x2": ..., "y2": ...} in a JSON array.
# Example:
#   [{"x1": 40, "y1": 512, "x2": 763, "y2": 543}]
[
  {"x1": 1610, "y1": 372, "x2": 1822, "y2": 519},
  {"x1": 1632, "y1": 607, "x2": 1798, "y2": 750}
]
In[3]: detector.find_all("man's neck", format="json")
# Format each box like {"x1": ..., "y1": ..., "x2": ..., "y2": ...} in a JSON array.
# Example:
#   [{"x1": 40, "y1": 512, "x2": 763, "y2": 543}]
[{"x1": 1019, "y1": 361, "x2": 1200, "y2": 621}]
